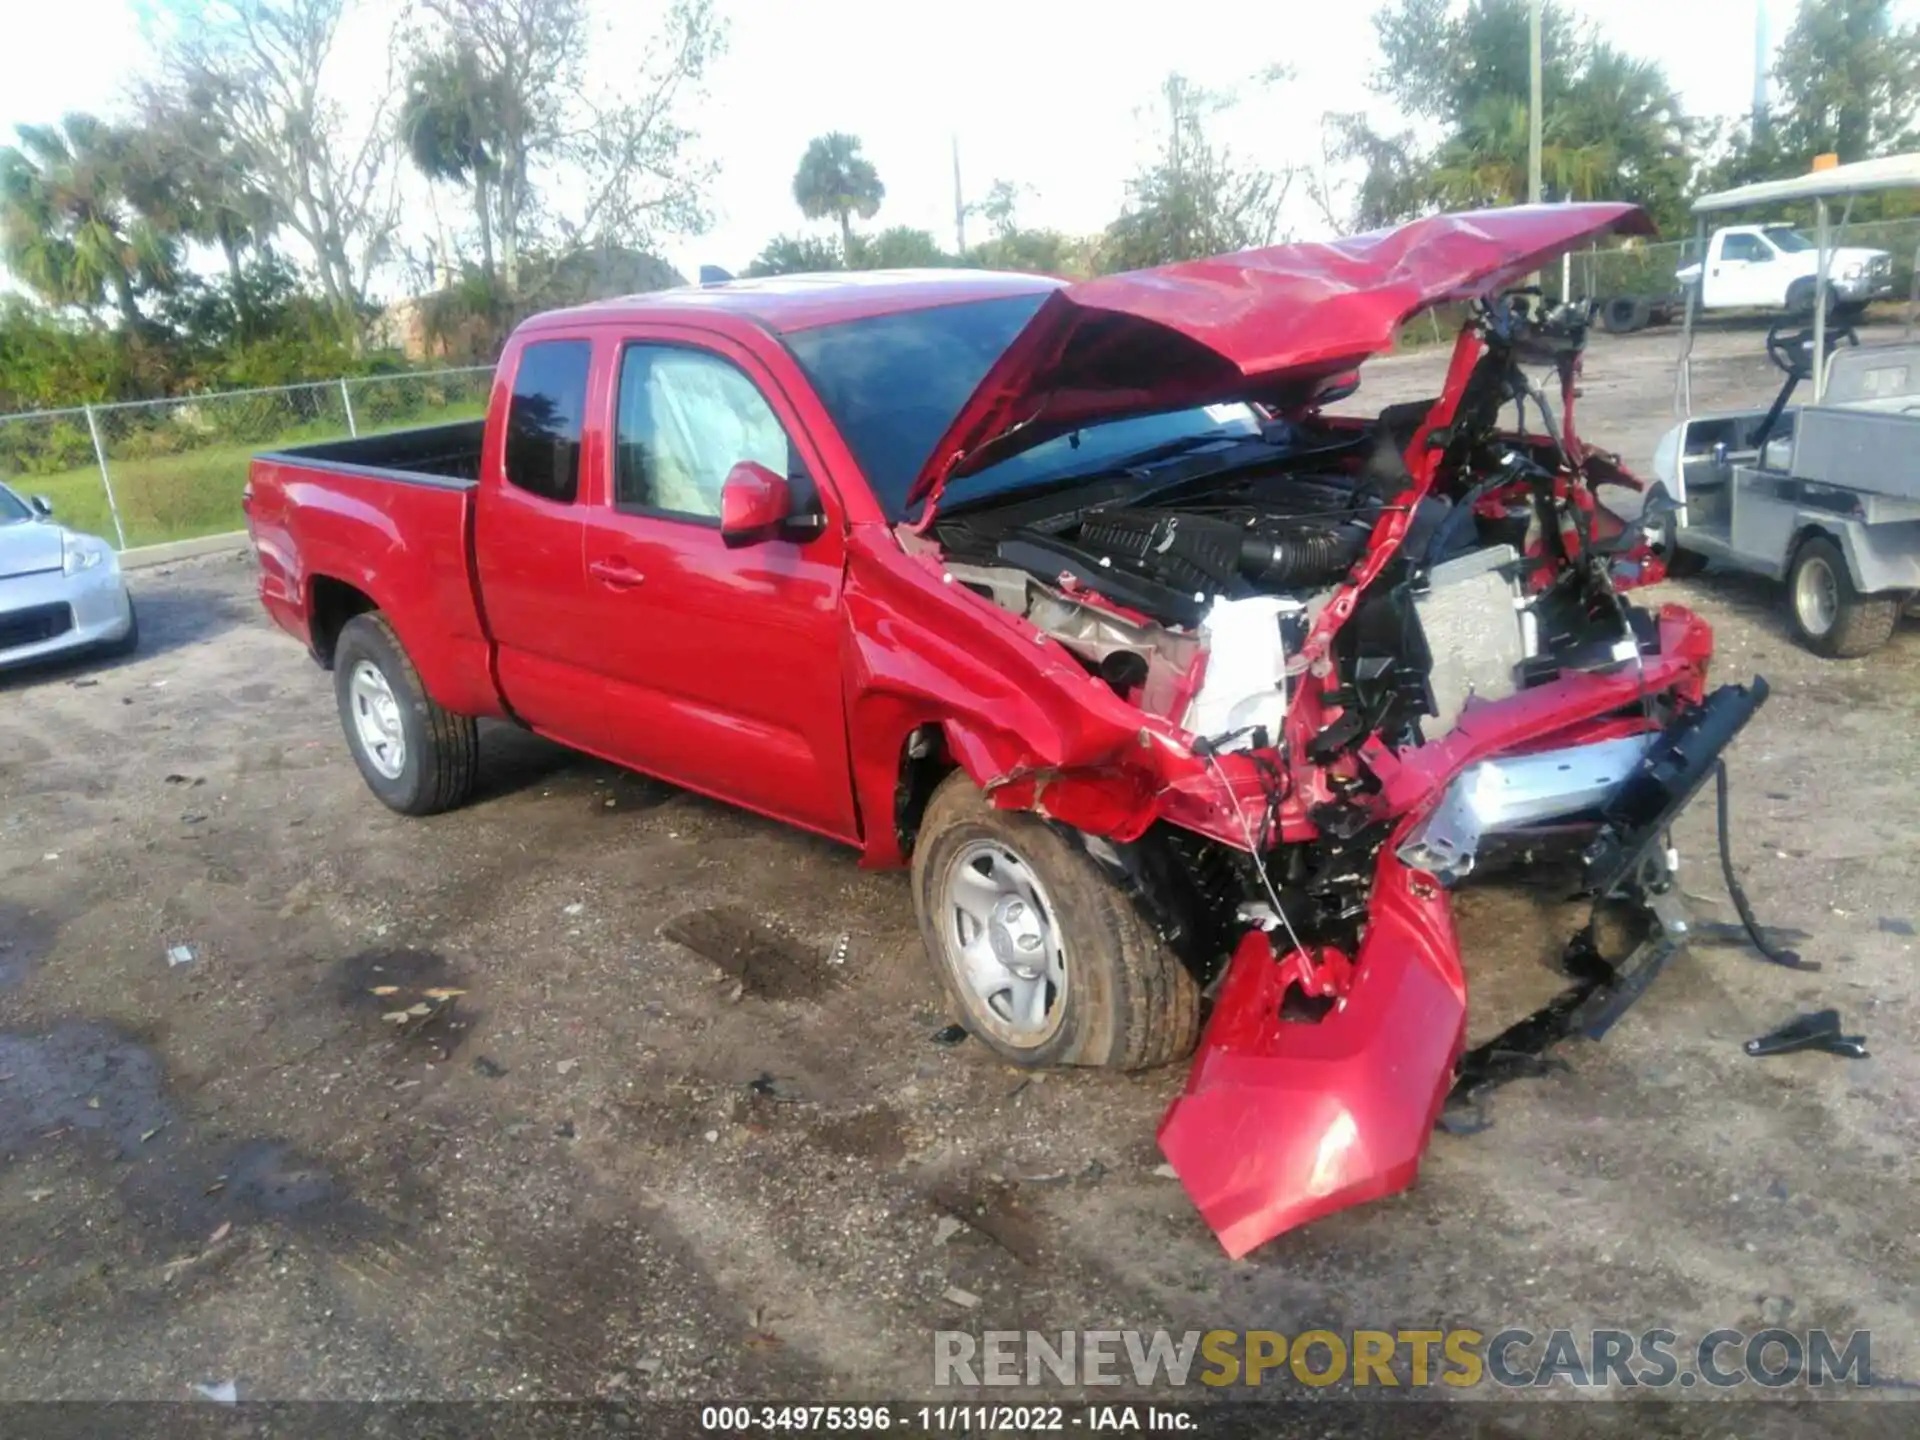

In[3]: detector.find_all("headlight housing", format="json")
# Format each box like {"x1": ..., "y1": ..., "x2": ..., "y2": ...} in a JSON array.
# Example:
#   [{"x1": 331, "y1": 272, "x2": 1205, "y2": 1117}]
[
  {"x1": 62, "y1": 533, "x2": 111, "y2": 575},
  {"x1": 1843, "y1": 261, "x2": 1865, "y2": 280}
]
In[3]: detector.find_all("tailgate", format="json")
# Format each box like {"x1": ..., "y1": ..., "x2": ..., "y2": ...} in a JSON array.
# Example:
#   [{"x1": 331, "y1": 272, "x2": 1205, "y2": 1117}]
[{"x1": 247, "y1": 455, "x2": 498, "y2": 718}]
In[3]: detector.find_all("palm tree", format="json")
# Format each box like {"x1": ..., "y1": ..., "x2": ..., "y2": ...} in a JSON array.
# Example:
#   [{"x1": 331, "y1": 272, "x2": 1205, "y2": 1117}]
[
  {"x1": 1429, "y1": 95, "x2": 1610, "y2": 208},
  {"x1": 132, "y1": 92, "x2": 279, "y2": 339},
  {"x1": 792, "y1": 133, "x2": 885, "y2": 257},
  {"x1": 400, "y1": 44, "x2": 505, "y2": 284},
  {"x1": 1555, "y1": 45, "x2": 1691, "y2": 230},
  {"x1": 0, "y1": 113, "x2": 177, "y2": 330}
]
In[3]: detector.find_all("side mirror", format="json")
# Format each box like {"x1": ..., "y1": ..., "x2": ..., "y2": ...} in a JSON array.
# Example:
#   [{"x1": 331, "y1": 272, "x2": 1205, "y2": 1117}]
[
  {"x1": 1314, "y1": 370, "x2": 1362, "y2": 406},
  {"x1": 29, "y1": 495, "x2": 53, "y2": 518},
  {"x1": 718, "y1": 460, "x2": 795, "y2": 547}
]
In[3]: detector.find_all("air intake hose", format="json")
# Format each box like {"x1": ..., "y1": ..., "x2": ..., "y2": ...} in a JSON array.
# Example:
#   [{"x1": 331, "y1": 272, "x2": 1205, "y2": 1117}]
[{"x1": 1238, "y1": 530, "x2": 1357, "y2": 588}]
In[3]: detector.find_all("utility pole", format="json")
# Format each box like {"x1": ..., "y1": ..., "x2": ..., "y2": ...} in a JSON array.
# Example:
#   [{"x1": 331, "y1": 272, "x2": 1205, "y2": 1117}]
[
  {"x1": 1528, "y1": 0, "x2": 1544, "y2": 204},
  {"x1": 1752, "y1": 0, "x2": 1771, "y2": 137},
  {"x1": 952, "y1": 135, "x2": 966, "y2": 256}
]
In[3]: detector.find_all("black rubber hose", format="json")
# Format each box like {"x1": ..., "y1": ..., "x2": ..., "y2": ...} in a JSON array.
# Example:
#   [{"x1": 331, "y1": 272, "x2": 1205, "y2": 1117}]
[
  {"x1": 1237, "y1": 530, "x2": 1358, "y2": 588},
  {"x1": 1421, "y1": 474, "x2": 1506, "y2": 572},
  {"x1": 1715, "y1": 760, "x2": 1818, "y2": 970}
]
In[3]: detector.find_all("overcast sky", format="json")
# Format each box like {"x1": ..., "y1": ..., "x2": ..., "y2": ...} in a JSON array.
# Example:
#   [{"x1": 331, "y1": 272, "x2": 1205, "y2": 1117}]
[{"x1": 0, "y1": 0, "x2": 1896, "y2": 292}]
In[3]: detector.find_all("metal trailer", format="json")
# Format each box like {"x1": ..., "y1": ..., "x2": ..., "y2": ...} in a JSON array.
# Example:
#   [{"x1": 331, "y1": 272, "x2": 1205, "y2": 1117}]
[{"x1": 1654, "y1": 153, "x2": 1920, "y2": 658}]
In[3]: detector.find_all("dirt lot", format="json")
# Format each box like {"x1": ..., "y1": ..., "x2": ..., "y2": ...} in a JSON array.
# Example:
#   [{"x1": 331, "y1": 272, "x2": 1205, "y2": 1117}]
[{"x1": 1, "y1": 323, "x2": 1916, "y2": 1421}]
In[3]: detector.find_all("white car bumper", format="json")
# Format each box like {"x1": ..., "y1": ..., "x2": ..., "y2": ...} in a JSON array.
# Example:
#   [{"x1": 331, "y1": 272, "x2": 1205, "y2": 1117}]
[
  {"x1": 1832, "y1": 273, "x2": 1897, "y2": 302},
  {"x1": 0, "y1": 561, "x2": 134, "y2": 670}
]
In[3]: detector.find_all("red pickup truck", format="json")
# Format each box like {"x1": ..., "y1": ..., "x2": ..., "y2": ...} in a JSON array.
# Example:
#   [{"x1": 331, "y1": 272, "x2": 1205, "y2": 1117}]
[{"x1": 245, "y1": 205, "x2": 1772, "y2": 1257}]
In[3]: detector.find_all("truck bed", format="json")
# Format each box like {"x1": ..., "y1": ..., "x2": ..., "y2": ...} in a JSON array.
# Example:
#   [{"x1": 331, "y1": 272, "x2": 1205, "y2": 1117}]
[
  {"x1": 257, "y1": 419, "x2": 485, "y2": 485},
  {"x1": 245, "y1": 418, "x2": 504, "y2": 720}
]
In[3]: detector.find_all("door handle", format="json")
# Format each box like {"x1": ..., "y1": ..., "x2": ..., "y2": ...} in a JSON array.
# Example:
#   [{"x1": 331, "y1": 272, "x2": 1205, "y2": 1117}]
[{"x1": 590, "y1": 557, "x2": 646, "y2": 588}]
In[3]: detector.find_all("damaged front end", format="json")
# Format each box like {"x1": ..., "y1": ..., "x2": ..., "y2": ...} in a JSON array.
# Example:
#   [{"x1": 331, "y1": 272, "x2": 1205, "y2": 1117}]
[
  {"x1": 1158, "y1": 677, "x2": 1768, "y2": 1255},
  {"x1": 1133, "y1": 293, "x2": 1768, "y2": 1255},
  {"x1": 871, "y1": 208, "x2": 1774, "y2": 1254}
]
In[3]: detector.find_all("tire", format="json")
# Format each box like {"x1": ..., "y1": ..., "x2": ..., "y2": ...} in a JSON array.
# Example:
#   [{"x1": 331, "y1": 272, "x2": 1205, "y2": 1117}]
[
  {"x1": 909, "y1": 773, "x2": 1200, "y2": 1071},
  {"x1": 332, "y1": 613, "x2": 479, "y2": 815},
  {"x1": 1785, "y1": 278, "x2": 1817, "y2": 315},
  {"x1": 1663, "y1": 546, "x2": 1710, "y2": 580},
  {"x1": 1601, "y1": 297, "x2": 1651, "y2": 334},
  {"x1": 1786, "y1": 535, "x2": 1899, "y2": 659},
  {"x1": 103, "y1": 597, "x2": 139, "y2": 657}
]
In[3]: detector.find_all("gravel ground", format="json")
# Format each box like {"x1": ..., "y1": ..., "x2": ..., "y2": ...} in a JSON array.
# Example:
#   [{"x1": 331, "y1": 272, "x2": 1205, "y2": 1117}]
[{"x1": 0, "y1": 322, "x2": 1915, "y2": 1425}]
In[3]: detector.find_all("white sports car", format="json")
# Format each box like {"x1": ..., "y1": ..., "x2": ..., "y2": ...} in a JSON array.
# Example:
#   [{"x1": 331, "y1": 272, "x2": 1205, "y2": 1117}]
[{"x1": 0, "y1": 482, "x2": 137, "y2": 670}]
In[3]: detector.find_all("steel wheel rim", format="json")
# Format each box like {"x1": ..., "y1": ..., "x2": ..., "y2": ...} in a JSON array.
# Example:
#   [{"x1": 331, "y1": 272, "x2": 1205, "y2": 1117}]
[
  {"x1": 938, "y1": 839, "x2": 1068, "y2": 1045},
  {"x1": 1795, "y1": 554, "x2": 1839, "y2": 637},
  {"x1": 348, "y1": 660, "x2": 407, "y2": 779}
]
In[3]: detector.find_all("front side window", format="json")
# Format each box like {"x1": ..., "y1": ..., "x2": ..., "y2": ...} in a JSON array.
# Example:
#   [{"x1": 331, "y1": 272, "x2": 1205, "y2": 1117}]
[
  {"x1": 504, "y1": 339, "x2": 592, "y2": 503},
  {"x1": 0, "y1": 486, "x2": 30, "y2": 524},
  {"x1": 614, "y1": 346, "x2": 789, "y2": 520},
  {"x1": 1722, "y1": 234, "x2": 1768, "y2": 263}
]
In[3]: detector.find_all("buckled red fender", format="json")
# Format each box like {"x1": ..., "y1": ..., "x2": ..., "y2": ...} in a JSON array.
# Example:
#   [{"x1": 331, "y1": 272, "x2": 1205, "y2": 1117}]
[{"x1": 1156, "y1": 852, "x2": 1467, "y2": 1257}]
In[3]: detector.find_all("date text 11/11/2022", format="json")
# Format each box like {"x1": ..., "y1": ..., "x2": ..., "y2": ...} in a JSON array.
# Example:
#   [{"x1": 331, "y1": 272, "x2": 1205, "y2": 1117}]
[{"x1": 698, "y1": 1405, "x2": 1194, "y2": 1432}]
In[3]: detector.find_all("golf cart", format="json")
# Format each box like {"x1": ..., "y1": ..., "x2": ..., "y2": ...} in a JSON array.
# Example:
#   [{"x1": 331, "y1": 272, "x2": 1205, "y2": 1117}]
[{"x1": 1653, "y1": 153, "x2": 1920, "y2": 657}]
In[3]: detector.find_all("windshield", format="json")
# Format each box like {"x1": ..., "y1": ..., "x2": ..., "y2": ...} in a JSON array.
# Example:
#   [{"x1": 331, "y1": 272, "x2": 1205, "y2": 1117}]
[
  {"x1": 785, "y1": 295, "x2": 1046, "y2": 520},
  {"x1": 0, "y1": 486, "x2": 32, "y2": 524},
  {"x1": 1764, "y1": 228, "x2": 1816, "y2": 253},
  {"x1": 786, "y1": 295, "x2": 1263, "y2": 519},
  {"x1": 941, "y1": 404, "x2": 1261, "y2": 509}
]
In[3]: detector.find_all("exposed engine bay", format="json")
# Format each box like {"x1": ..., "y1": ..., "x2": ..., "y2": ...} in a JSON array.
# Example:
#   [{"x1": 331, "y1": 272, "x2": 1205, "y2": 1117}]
[{"x1": 933, "y1": 292, "x2": 1664, "y2": 770}]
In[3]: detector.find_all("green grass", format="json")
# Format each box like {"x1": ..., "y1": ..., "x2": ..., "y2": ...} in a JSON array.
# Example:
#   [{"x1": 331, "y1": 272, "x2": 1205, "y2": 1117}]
[{"x1": 15, "y1": 401, "x2": 486, "y2": 549}]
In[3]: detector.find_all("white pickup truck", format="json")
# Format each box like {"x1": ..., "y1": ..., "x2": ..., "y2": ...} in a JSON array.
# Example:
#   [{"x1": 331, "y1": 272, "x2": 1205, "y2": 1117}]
[{"x1": 1677, "y1": 224, "x2": 1894, "y2": 314}]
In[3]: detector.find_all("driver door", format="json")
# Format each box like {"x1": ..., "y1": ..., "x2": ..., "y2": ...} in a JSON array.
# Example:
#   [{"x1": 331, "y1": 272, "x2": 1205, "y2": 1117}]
[
  {"x1": 577, "y1": 330, "x2": 858, "y2": 842},
  {"x1": 1718, "y1": 233, "x2": 1777, "y2": 308}
]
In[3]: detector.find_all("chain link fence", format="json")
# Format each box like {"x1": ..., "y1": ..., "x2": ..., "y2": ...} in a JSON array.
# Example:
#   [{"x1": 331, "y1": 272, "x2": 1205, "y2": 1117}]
[{"x1": 0, "y1": 366, "x2": 492, "y2": 550}]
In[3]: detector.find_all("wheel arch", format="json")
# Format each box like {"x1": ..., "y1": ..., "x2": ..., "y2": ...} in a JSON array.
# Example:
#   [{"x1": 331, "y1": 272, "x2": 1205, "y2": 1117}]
[
  {"x1": 860, "y1": 709, "x2": 1033, "y2": 869},
  {"x1": 307, "y1": 573, "x2": 378, "y2": 667},
  {"x1": 297, "y1": 560, "x2": 499, "y2": 718},
  {"x1": 1788, "y1": 519, "x2": 1888, "y2": 594}
]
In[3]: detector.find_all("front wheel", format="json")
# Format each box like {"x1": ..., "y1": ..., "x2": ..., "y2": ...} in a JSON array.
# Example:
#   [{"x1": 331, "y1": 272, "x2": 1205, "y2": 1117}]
[
  {"x1": 909, "y1": 774, "x2": 1199, "y2": 1071},
  {"x1": 1663, "y1": 546, "x2": 1710, "y2": 580},
  {"x1": 333, "y1": 613, "x2": 479, "y2": 814},
  {"x1": 1787, "y1": 535, "x2": 1899, "y2": 658}
]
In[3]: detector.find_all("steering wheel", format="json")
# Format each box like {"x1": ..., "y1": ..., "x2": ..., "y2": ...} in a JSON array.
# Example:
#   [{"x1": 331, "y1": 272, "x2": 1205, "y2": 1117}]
[{"x1": 1766, "y1": 319, "x2": 1859, "y2": 379}]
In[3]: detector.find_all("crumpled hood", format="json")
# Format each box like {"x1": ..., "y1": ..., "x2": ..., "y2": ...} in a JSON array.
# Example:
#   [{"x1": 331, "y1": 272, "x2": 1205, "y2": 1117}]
[
  {"x1": 0, "y1": 520, "x2": 65, "y2": 580},
  {"x1": 907, "y1": 203, "x2": 1654, "y2": 518}
]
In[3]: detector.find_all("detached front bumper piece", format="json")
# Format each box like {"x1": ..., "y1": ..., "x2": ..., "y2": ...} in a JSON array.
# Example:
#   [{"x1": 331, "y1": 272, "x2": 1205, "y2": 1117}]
[
  {"x1": 1157, "y1": 854, "x2": 1464, "y2": 1258},
  {"x1": 1158, "y1": 680, "x2": 1769, "y2": 1258}
]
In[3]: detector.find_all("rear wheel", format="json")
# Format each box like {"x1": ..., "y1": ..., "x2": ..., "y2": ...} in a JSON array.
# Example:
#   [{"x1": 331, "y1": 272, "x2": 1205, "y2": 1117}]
[
  {"x1": 1601, "y1": 296, "x2": 1651, "y2": 334},
  {"x1": 909, "y1": 774, "x2": 1199, "y2": 1071},
  {"x1": 1787, "y1": 536, "x2": 1898, "y2": 658},
  {"x1": 333, "y1": 613, "x2": 479, "y2": 814}
]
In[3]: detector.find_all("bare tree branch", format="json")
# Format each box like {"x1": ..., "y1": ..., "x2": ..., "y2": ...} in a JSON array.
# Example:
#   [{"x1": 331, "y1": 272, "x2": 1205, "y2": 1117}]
[
  {"x1": 153, "y1": 0, "x2": 402, "y2": 349},
  {"x1": 411, "y1": 0, "x2": 723, "y2": 302}
]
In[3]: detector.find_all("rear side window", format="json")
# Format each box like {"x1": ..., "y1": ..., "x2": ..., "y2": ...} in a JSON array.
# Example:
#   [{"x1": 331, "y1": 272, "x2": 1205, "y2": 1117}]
[{"x1": 504, "y1": 340, "x2": 592, "y2": 502}]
